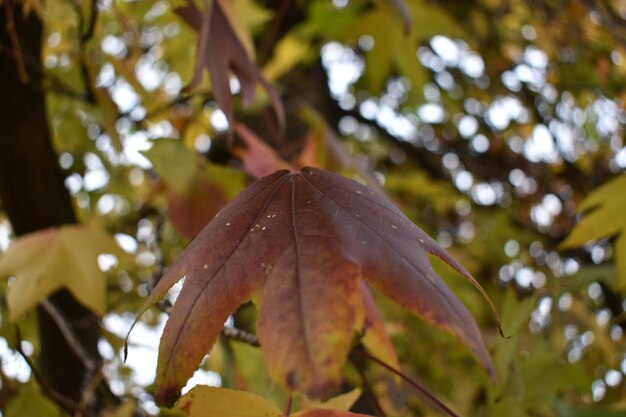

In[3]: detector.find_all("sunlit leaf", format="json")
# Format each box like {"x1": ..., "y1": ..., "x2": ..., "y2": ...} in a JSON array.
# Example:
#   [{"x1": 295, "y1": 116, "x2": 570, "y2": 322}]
[
  {"x1": 263, "y1": 34, "x2": 312, "y2": 82},
  {"x1": 0, "y1": 225, "x2": 125, "y2": 320},
  {"x1": 177, "y1": 386, "x2": 281, "y2": 417},
  {"x1": 300, "y1": 388, "x2": 362, "y2": 412}
]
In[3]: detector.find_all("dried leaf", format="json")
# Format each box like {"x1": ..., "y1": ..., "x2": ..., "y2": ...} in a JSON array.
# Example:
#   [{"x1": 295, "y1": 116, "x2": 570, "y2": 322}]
[
  {"x1": 0, "y1": 225, "x2": 124, "y2": 321},
  {"x1": 130, "y1": 168, "x2": 498, "y2": 405}
]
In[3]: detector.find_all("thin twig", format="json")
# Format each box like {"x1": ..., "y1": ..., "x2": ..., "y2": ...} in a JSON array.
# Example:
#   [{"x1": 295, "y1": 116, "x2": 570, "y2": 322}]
[
  {"x1": 14, "y1": 326, "x2": 79, "y2": 413},
  {"x1": 221, "y1": 327, "x2": 260, "y2": 347},
  {"x1": 74, "y1": 367, "x2": 104, "y2": 417},
  {"x1": 3, "y1": 0, "x2": 29, "y2": 83},
  {"x1": 80, "y1": 0, "x2": 99, "y2": 43},
  {"x1": 350, "y1": 357, "x2": 387, "y2": 417},
  {"x1": 41, "y1": 299, "x2": 96, "y2": 373},
  {"x1": 353, "y1": 348, "x2": 460, "y2": 417},
  {"x1": 66, "y1": 0, "x2": 96, "y2": 103}
]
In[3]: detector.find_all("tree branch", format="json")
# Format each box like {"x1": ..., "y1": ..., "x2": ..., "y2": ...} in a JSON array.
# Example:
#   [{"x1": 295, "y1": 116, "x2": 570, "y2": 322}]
[
  {"x1": 14, "y1": 326, "x2": 79, "y2": 413},
  {"x1": 41, "y1": 300, "x2": 97, "y2": 375}
]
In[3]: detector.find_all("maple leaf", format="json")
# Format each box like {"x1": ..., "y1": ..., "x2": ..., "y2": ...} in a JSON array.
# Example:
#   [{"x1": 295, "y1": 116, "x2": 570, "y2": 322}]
[
  {"x1": 0, "y1": 225, "x2": 125, "y2": 321},
  {"x1": 130, "y1": 167, "x2": 499, "y2": 405},
  {"x1": 177, "y1": 386, "x2": 372, "y2": 417},
  {"x1": 341, "y1": 0, "x2": 464, "y2": 93},
  {"x1": 143, "y1": 139, "x2": 246, "y2": 239},
  {"x1": 233, "y1": 123, "x2": 401, "y2": 373},
  {"x1": 176, "y1": 0, "x2": 285, "y2": 135},
  {"x1": 561, "y1": 174, "x2": 626, "y2": 287}
]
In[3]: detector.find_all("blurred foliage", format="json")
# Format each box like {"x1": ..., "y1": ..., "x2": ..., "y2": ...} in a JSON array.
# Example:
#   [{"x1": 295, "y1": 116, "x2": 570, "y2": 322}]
[{"x1": 1, "y1": 0, "x2": 626, "y2": 416}]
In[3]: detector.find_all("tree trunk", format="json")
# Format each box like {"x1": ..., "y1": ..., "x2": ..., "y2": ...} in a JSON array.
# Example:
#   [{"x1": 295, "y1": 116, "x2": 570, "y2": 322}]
[{"x1": 0, "y1": 2, "x2": 102, "y2": 414}]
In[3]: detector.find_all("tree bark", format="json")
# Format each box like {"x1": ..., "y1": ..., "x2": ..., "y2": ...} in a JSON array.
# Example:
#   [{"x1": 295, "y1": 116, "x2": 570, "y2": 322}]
[{"x1": 0, "y1": 2, "x2": 102, "y2": 414}]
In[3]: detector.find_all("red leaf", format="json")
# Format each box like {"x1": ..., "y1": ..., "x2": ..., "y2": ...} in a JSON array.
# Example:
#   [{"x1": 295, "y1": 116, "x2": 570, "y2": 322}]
[
  {"x1": 176, "y1": 0, "x2": 285, "y2": 134},
  {"x1": 167, "y1": 173, "x2": 229, "y2": 239},
  {"x1": 131, "y1": 167, "x2": 498, "y2": 405},
  {"x1": 234, "y1": 123, "x2": 293, "y2": 178}
]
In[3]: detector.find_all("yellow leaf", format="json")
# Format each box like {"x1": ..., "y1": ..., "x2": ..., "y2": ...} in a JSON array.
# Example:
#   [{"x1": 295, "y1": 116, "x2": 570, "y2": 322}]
[
  {"x1": 177, "y1": 386, "x2": 281, "y2": 417},
  {"x1": 263, "y1": 34, "x2": 311, "y2": 81},
  {"x1": 0, "y1": 225, "x2": 125, "y2": 321},
  {"x1": 300, "y1": 388, "x2": 362, "y2": 412}
]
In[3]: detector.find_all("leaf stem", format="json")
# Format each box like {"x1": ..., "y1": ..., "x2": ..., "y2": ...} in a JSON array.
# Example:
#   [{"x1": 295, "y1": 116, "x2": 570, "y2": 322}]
[
  {"x1": 350, "y1": 357, "x2": 388, "y2": 417},
  {"x1": 353, "y1": 348, "x2": 460, "y2": 417},
  {"x1": 282, "y1": 395, "x2": 293, "y2": 417}
]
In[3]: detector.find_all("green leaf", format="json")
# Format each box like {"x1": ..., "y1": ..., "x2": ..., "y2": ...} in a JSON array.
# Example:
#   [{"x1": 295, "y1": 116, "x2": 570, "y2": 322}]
[
  {"x1": 561, "y1": 174, "x2": 626, "y2": 287},
  {"x1": 143, "y1": 139, "x2": 199, "y2": 193},
  {"x1": 5, "y1": 384, "x2": 64, "y2": 417},
  {"x1": 342, "y1": 0, "x2": 464, "y2": 92},
  {"x1": 493, "y1": 290, "x2": 536, "y2": 384}
]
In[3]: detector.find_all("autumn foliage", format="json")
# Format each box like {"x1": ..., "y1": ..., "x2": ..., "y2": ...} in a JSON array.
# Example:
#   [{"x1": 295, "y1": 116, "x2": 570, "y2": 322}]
[
  {"x1": 2, "y1": 0, "x2": 626, "y2": 416},
  {"x1": 131, "y1": 167, "x2": 500, "y2": 406}
]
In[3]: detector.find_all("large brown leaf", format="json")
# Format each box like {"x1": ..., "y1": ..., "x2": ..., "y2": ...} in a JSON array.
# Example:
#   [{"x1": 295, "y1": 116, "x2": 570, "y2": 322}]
[{"x1": 131, "y1": 167, "x2": 498, "y2": 405}]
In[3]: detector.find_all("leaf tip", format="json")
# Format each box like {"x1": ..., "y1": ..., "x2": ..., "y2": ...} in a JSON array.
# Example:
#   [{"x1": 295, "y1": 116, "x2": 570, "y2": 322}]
[{"x1": 498, "y1": 323, "x2": 511, "y2": 339}]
